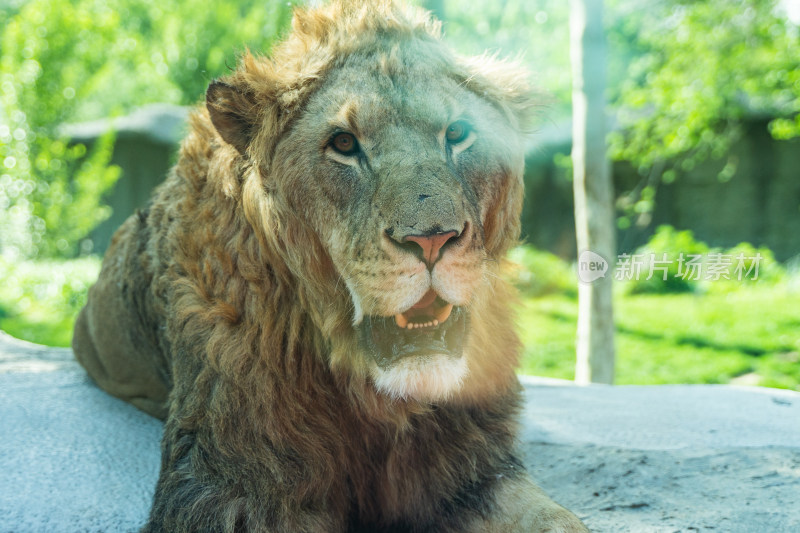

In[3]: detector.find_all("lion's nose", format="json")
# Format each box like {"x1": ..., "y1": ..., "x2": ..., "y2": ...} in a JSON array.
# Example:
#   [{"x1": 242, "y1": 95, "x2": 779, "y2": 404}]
[{"x1": 396, "y1": 230, "x2": 459, "y2": 267}]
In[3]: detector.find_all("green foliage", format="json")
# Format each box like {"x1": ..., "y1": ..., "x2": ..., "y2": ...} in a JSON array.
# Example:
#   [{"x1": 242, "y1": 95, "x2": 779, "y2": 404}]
[
  {"x1": 0, "y1": 130, "x2": 121, "y2": 257},
  {"x1": 608, "y1": 0, "x2": 800, "y2": 172},
  {"x1": 0, "y1": 0, "x2": 294, "y2": 258},
  {"x1": 0, "y1": 254, "x2": 100, "y2": 347},
  {"x1": 508, "y1": 245, "x2": 577, "y2": 298},
  {"x1": 35, "y1": 132, "x2": 121, "y2": 256},
  {"x1": 624, "y1": 225, "x2": 785, "y2": 294},
  {"x1": 721, "y1": 242, "x2": 786, "y2": 285},
  {"x1": 626, "y1": 225, "x2": 710, "y2": 294},
  {"x1": 1, "y1": 0, "x2": 127, "y2": 256}
]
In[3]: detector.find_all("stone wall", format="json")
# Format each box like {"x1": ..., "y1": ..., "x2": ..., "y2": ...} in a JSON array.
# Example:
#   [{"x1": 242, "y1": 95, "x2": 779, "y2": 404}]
[{"x1": 524, "y1": 119, "x2": 800, "y2": 261}]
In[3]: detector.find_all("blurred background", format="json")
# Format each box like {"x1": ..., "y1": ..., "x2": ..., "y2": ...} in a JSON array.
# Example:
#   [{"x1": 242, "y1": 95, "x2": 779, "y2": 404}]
[{"x1": 0, "y1": 0, "x2": 798, "y2": 389}]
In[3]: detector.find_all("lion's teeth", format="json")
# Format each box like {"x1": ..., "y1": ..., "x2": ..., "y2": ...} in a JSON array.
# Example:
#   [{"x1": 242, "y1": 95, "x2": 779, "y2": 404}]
[
  {"x1": 434, "y1": 303, "x2": 454, "y2": 324},
  {"x1": 396, "y1": 310, "x2": 449, "y2": 329}
]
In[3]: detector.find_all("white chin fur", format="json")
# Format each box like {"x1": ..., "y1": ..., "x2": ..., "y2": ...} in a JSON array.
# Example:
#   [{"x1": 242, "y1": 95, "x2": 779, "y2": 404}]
[{"x1": 371, "y1": 354, "x2": 469, "y2": 402}]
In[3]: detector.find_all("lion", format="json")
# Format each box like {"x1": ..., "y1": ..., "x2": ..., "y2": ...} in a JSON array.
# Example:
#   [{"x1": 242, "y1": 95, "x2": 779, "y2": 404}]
[{"x1": 71, "y1": 1, "x2": 588, "y2": 531}]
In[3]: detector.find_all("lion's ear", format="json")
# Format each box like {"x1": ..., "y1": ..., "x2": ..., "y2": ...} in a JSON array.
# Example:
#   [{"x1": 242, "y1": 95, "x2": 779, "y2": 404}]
[{"x1": 206, "y1": 81, "x2": 257, "y2": 154}]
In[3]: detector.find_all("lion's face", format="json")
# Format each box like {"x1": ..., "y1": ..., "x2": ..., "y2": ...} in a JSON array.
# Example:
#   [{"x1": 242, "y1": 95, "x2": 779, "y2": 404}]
[
  {"x1": 206, "y1": 3, "x2": 531, "y2": 402},
  {"x1": 273, "y1": 49, "x2": 525, "y2": 400}
]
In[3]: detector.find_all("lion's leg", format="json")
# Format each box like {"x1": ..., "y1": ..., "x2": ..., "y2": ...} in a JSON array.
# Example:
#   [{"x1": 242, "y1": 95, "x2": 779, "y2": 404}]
[
  {"x1": 467, "y1": 474, "x2": 588, "y2": 533},
  {"x1": 73, "y1": 216, "x2": 170, "y2": 419},
  {"x1": 73, "y1": 304, "x2": 167, "y2": 419},
  {"x1": 142, "y1": 423, "x2": 347, "y2": 533}
]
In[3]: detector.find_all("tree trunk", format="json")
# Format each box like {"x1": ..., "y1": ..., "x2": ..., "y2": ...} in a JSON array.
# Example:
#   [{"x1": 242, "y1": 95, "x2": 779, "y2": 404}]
[{"x1": 570, "y1": 0, "x2": 616, "y2": 384}]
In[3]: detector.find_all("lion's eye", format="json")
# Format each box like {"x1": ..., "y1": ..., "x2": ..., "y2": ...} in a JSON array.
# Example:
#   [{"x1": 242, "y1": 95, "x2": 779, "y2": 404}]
[
  {"x1": 445, "y1": 120, "x2": 471, "y2": 144},
  {"x1": 331, "y1": 132, "x2": 359, "y2": 156}
]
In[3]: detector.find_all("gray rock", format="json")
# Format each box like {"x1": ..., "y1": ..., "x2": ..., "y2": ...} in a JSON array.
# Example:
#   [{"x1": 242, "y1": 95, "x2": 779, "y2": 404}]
[{"x1": 1, "y1": 331, "x2": 798, "y2": 532}]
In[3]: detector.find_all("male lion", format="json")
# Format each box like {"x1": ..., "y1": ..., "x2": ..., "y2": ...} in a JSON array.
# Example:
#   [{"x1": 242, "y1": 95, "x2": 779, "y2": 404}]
[{"x1": 72, "y1": 1, "x2": 588, "y2": 531}]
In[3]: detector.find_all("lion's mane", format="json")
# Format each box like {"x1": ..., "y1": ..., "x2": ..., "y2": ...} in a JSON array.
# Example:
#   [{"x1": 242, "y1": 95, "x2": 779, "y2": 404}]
[{"x1": 72, "y1": 2, "x2": 587, "y2": 531}]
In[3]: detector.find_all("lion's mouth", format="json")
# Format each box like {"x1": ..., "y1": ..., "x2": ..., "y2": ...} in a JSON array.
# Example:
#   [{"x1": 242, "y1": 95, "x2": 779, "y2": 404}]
[
  {"x1": 358, "y1": 290, "x2": 467, "y2": 369},
  {"x1": 393, "y1": 289, "x2": 454, "y2": 329}
]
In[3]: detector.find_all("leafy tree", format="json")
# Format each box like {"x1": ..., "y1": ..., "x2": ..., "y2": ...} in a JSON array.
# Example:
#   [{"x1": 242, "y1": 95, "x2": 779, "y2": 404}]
[
  {"x1": 607, "y1": 0, "x2": 800, "y2": 222},
  {"x1": 0, "y1": 0, "x2": 294, "y2": 258}
]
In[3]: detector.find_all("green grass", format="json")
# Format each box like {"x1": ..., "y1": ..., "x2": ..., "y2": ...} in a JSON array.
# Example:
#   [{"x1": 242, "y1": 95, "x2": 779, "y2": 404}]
[
  {"x1": 0, "y1": 313, "x2": 77, "y2": 348},
  {"x1": 518, "y1": 286, "x2": 800, "y2": 391},
  {"x1": 1, "y1": 250, "x2": 798, "y2": 392}
]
